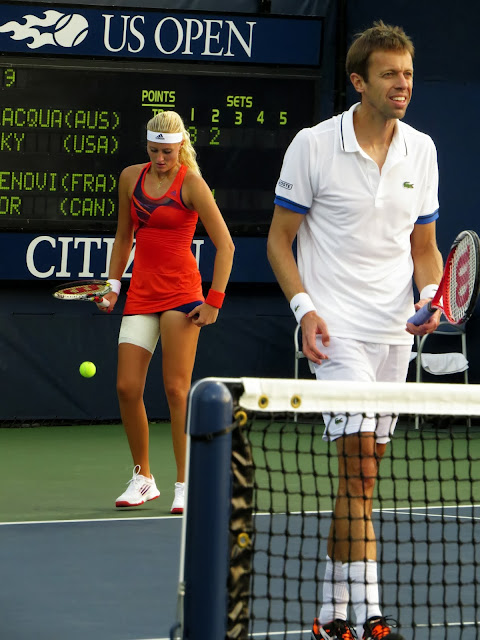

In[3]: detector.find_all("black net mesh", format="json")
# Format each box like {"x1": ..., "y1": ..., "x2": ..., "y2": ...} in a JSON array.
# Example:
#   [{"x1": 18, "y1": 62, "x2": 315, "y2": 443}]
[{"x1": 226, "y1": 411, "x2": 480, "y2": 640}]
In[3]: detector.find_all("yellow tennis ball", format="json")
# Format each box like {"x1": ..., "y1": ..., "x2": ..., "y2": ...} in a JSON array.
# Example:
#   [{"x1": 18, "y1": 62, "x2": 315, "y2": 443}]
[{"x1": 79, "y1": 361, "x2": 96, "y2": 378}]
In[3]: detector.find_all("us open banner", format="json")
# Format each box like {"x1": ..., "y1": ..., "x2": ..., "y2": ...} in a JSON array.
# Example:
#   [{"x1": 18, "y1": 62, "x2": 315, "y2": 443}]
[{"x1": 0, "y1": 4, "x2": 322, "y2": 65}]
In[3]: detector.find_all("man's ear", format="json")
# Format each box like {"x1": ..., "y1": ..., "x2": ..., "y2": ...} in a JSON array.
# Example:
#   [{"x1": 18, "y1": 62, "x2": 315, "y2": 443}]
[{"x1": 350, "y1": 72, "x2": 365, "y2": 94}]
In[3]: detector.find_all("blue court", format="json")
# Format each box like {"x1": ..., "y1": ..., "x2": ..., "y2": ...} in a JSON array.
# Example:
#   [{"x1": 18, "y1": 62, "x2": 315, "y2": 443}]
[{"x1": 2, "y1": 505, "x2": 478, "y2": 639}]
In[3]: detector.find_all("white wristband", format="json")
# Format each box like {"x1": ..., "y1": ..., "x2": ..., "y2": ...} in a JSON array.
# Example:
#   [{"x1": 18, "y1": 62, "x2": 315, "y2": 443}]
[
  {"x1": 107, "y1": 278, "x2": 122, "y2": 295},
  {"x1": 419, "y1": 284, "x2": 438, "y2": 300},
  {"x1": 290, "y1": 292, "x2": 317, "y2": 324}
]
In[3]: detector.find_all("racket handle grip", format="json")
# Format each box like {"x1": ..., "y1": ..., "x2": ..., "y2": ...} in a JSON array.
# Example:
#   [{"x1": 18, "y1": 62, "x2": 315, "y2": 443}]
[
  {"x1": 94, "y1": 296, "x2": 110, "y2": 309},
  {"x1": 407, "y1": 302, "x2": 433, "y2": 326}
]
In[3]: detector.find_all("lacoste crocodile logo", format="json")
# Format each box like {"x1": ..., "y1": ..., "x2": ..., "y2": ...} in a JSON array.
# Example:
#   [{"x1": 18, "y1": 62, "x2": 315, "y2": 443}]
[{"x1": 403, "y1": 181, "x2": 414, "y2": 189}]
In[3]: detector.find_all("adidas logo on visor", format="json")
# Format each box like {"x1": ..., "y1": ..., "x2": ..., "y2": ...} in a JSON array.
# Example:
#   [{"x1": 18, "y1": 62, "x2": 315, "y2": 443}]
[{"x1": 147, "y1": 130, "x2": 183, "y2": 143}]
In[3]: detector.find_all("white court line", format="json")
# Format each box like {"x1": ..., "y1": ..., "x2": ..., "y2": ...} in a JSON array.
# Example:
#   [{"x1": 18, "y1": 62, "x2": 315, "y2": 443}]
[
  {"x1": 0, "y1": 515, "x2": 180, "y2": 526},
  {"x1": 252, "y1": 504, "x2": 480, "y2": 517},
  {"x1": 143, "y1": 632, "x2": 311, "y2": 640},
  {"x1": 250, "y1": 631, "x2": 310, "y2": 637},
  {"x1": 384, "y1": 511, "x2": 480, "y2": 521},
  {"x1": 380, "y1": 504, "x2": 480, "y2": 520},
  {"x1": 2, "y1": 504, "x2": 480, "y2": 526}
]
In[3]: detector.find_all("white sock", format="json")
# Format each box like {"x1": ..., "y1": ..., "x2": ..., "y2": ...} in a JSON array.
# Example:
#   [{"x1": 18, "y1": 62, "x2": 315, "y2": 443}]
[
  {"x1": 318, "y1": 556, "x2": 350, "y2": 623},
  {"x1": 342, "y1": 560, "x2": 382, "y2": 637}
]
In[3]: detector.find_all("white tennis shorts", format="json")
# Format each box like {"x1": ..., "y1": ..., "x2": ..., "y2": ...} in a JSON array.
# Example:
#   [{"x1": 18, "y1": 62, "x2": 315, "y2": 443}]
[{"x1": 309, "y1": 336, "x2": 412, "y2": 443}]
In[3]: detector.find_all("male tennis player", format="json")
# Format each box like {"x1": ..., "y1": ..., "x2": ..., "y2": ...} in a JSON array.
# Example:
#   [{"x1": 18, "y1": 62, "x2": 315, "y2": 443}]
[{"x1": 268, "y1": 20, "x2": 443, "y2": 640}]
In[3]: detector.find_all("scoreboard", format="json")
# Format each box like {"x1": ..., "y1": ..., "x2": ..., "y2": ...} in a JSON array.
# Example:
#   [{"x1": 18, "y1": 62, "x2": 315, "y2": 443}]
[
  {"x1": 0, "y1": 4, "x2": 327, "y2": 280},
  {"x1": 0, "y1": 59, "x2": 316, "y2": 235}
]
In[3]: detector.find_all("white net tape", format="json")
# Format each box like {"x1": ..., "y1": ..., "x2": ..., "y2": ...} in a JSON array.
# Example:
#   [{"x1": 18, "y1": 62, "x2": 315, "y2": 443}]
[{"x1": 236, "y1": 377, "x2": 480, "y2": 416}]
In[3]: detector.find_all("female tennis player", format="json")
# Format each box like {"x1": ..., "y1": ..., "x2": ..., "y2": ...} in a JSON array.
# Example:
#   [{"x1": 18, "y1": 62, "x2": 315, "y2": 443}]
[{"x1": 101, "y1": 110, "x2": 234, "y2": 513}]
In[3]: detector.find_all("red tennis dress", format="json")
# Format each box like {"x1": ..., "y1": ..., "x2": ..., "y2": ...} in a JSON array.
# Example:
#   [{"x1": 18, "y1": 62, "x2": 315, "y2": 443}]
[{"x1": 123, "y1": 163, "x2": 204, "y2": 315}]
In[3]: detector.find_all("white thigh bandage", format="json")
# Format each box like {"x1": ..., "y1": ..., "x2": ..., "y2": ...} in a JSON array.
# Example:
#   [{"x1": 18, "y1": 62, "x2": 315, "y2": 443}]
[{"x1": 118, "y1": 314, "x2": 160, "y2": 354}]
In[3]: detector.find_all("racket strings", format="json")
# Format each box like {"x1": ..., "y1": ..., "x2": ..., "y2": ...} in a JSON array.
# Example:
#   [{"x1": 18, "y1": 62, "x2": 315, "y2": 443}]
[
  {"x1": 445, "y1": 235, "x2": 477, "y2": 322},
  {"x1": 52, "y1": 280, "x2": 111, "y2": 300},
  {"x1": 62, "y1": 284, "x2": 105, "y2": 295}
]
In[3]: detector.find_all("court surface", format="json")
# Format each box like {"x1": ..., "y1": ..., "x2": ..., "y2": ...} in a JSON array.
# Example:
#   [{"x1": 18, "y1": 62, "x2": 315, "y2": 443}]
[
  {"x1": 1, "y1": 424, "x2": 478, "y2": 639},
  {"x1": 2, "y1": 510, "x2": 478, "y2": 640},
  {"x1": 249, "y1": 506, "x2": 480, "y2": 640},
  {"x1": 0, "y1": 517, "x2": 181, "y2": 640},
  {"x1": 0, "y1": 423, "x2": 182, "y2": 640}
]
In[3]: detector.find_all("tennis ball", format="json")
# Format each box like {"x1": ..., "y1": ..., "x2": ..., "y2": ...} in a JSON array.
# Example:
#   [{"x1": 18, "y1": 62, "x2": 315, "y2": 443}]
[{"x1": 79, "y1": 361, "x2": 96, "y2": 378}]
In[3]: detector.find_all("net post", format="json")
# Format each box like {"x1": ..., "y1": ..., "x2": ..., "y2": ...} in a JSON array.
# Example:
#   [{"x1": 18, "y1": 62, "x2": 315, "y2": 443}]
[{"x1": 183, "y1": 379, "x2": 234, "y2": 640}]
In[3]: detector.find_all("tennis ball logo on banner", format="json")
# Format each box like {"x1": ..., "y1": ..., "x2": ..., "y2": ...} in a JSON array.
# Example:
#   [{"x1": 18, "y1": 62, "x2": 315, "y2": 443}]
[
  {"x1": 0, "y1": 10, "x2": 88, "y2": 49},
  {"x1": 53, "y1": 14, "x2": 89, "y2": 47}
]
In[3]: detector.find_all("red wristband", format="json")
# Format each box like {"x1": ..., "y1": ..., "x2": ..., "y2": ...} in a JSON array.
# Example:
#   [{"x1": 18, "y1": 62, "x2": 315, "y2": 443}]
[{"x1": 206, "y1": 289, "x2": 225, "y2": 309}]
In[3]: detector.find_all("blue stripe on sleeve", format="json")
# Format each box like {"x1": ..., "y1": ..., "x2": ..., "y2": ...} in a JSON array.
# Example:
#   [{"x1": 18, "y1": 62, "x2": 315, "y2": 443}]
[
  {"x1": 415, "y1": 208, "x2": 439, "y2": 225},
  {"x1": 274, "y1": 195, "x2": 309, "y2": 214}
]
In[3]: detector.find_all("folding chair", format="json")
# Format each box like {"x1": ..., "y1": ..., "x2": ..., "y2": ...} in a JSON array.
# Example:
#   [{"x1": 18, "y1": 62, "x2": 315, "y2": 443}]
[{"x1": 413, "y1": 320, "x2": 469, "y2": 428}]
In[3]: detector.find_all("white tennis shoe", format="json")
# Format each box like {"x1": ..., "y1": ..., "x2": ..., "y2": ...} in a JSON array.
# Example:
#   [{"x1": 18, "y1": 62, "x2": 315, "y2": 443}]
[
  {"x1": 170, "y1": 482, "x2": 185, "y2": 514},
  {"x1": 115, "y1": 465, "x2": 160, "y2": 507}
]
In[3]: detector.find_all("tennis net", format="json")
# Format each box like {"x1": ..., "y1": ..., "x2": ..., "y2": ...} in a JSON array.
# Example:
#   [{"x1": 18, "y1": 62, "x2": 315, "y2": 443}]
[{"x1": 172, "y1": 377, "x2": 480, "y2": 640}]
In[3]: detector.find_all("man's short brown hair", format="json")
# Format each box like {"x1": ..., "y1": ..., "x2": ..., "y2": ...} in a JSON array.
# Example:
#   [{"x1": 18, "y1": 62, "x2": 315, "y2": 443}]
[{"x1": 346, "y1": 20, "x2": 414, "y2": 81}]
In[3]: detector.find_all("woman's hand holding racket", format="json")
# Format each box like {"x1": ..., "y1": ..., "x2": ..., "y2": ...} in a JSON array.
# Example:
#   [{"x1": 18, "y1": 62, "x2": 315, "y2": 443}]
[
  {"x1": 407, "y1": 230, "x2": 480, "y2": 327},
  {"x1": 52, "y1": 280, "x2": 113, "y2": 309},
  {"x1": 93, "y1": 294, "x2": 111, "y2": 309}
]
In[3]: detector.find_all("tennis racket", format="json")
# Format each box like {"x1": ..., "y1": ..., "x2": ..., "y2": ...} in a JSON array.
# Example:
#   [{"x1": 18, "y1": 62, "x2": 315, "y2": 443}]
[
  {"x1": 52, "y1": 280, "x2": 112, "y2": 308},
  {"x1": 408, "y1": 229, "x2": 480, "y2": 326}
]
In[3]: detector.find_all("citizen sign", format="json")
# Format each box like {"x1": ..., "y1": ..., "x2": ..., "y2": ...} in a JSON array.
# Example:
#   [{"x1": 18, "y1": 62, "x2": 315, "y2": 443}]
[{"x1": 25, "y1": 236, "x2": 205, "y2": 279}]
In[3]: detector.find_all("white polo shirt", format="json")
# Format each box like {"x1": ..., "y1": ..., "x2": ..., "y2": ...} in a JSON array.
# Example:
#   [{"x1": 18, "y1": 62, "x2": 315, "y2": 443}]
[{"x1": 274, "y1": 102, "x2": 439, "y2": 345}]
